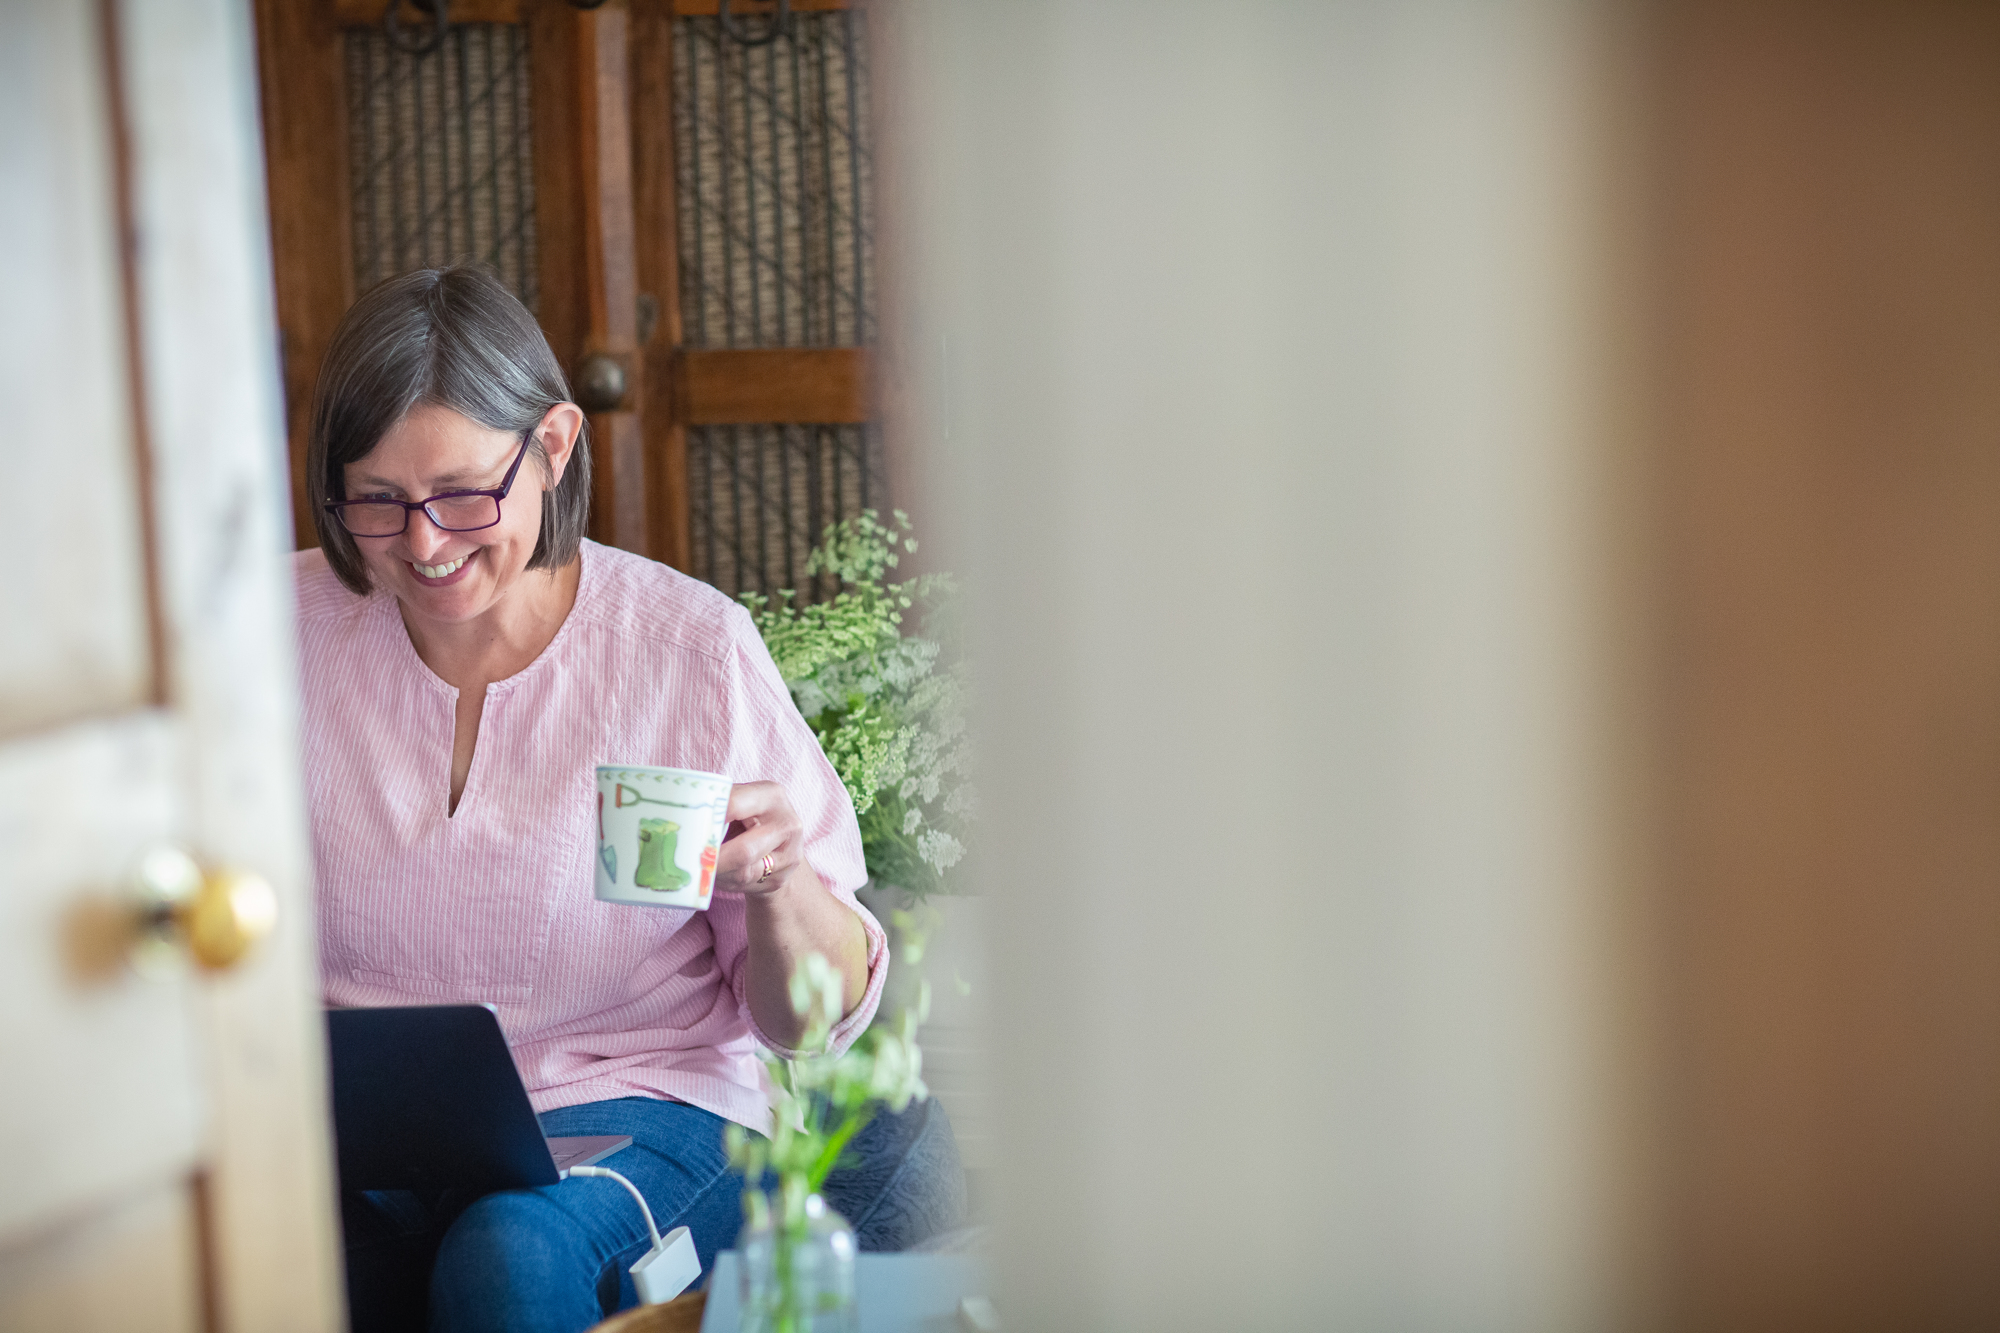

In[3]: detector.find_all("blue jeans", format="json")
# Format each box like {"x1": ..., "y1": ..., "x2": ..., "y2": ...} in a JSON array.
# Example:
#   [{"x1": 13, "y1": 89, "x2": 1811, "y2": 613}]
[
  {"x1": 342, "y1": 1095, "x2": 967, "y2": 1333},
  {"x1": 342, "y1": 1098, "x2": 744, "y2": 1333}
]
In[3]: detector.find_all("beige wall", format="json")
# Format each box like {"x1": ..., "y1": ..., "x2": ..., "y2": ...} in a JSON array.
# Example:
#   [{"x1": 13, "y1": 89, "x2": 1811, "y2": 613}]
[{"x1": 891, "y1": 2, "x2": 1637, "y2": 1328}]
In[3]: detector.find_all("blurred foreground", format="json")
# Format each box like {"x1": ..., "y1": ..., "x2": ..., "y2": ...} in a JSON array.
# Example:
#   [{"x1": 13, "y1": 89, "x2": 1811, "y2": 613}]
[{"x1": 892, "y1": 1, "x2": 2000, "y2": 1329}]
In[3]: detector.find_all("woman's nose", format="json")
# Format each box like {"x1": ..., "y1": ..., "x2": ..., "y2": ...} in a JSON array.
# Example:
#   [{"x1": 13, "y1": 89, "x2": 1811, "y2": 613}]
[{"x1": 402, "y1": 507, "x2": 451, "y2": 558}]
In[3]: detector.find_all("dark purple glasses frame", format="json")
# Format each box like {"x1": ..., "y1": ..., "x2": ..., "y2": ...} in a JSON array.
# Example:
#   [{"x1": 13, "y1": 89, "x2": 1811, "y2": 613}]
[{"x1": 325, "y1": 432, "x2": 534, "y2": 537}]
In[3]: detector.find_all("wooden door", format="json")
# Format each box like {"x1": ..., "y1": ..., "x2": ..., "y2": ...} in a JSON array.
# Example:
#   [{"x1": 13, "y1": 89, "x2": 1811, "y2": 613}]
[
  {"x1": 635, "y1": 0, "x2": 886, "y2": 599},
  {"x1": 256, "y1": 0, "x2": 889, "y2": 598},
  {"x1": 259, "y1": 0, "x2": 655, "y2": 560},
  {"x1": 0, "y1": 2, "x2": 343, "y2": 1330}
]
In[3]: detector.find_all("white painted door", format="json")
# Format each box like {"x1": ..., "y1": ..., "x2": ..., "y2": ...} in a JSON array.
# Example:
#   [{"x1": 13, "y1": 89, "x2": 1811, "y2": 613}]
[{"x1": 0, "y1": 1, "x2": 342, "y2": 1329}]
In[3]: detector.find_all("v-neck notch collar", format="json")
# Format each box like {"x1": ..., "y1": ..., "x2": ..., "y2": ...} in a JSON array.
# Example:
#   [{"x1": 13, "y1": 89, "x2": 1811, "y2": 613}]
[{"x1": 374, "y1": 542, "x2": 595, "y2": 702}]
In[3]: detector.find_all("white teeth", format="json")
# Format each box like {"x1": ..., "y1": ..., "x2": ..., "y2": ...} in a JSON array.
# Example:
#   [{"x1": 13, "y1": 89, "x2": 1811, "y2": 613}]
[{"x1": 413, "y1": 555, "x2": 468, "y2": 579}]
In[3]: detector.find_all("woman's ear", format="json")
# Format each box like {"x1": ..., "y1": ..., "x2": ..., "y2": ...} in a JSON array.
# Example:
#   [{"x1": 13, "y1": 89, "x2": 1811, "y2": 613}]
[{"x1": 537, "y1": 402, "x2": 585, "y2": 487}]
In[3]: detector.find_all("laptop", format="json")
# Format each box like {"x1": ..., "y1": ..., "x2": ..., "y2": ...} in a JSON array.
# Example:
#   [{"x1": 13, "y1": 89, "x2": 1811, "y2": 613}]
[{"x1": 326, "y1": 1004, "x2": 631, "y2": 1192}]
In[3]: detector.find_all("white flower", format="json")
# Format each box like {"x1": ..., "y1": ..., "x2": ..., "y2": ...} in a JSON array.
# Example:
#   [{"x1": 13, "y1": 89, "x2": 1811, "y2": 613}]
[
  {"x1": 916, "y1": 829, "x2": 965, "y2": 874},
  {"x1": 862, "y1": 1028, "x2": 927, "y2": 1112}
]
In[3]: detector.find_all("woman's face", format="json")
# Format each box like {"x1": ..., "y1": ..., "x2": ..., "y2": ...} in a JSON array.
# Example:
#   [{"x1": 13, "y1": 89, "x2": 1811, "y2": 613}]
[{"x1": 342, "y1": 402, "x2": 577, "y2": 628}]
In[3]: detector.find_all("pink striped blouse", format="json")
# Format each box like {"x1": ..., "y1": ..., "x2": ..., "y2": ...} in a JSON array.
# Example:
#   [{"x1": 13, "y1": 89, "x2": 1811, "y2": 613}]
[{"x1": 293, "y1": 540, "x2": 886, "y2": 1134}]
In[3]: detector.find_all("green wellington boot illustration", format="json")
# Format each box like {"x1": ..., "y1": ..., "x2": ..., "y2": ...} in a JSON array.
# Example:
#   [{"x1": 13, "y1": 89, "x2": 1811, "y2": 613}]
[{"x1": 634, "y1": 818, "x2": 692, "y2": 893}]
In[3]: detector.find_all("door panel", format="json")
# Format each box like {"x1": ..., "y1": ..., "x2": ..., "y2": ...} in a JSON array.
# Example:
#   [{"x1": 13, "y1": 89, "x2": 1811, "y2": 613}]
[
  {"x1": 0, "y1": 715, "x2": 201, "y2": 1246},
  {"x1": 0, "y1": 0, "x2": 153, "y2": 739},
  {"x1": 0, "y1": 0, "x2": 343, "y2": 1328},
  {"x1": 0, "y1": 0, "x2": 201, "y2": 1253},
  {"x1": 658, "y1": 4, "x2": 888, "y2": 601},
  {"x1": 344, "y1": 21, "x2": 540, "y2": 304},
  {"x1": 0, "y1": 1181, "x2": 204, "y2": 1333}
]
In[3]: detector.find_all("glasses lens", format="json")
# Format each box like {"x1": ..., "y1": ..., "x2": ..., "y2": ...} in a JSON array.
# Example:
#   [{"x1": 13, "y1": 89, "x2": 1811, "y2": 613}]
[
  {"x1": 336, "y1": 502, "x2": 408, "y2": 536},
  {"x1": 426, "y1": 495, "x2": 502, "y2": 532}
]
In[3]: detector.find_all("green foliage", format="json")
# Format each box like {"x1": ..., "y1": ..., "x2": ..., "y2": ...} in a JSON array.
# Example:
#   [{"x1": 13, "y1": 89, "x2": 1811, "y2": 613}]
[
  {"x1": 724, "y1": 947, "x2": 934, "y2": 1327},
  {"x1": 742, "y1": 510, "x2": 972, "y2": 897},
  {"x1": 724, "y1": 951, "x2": 931, "y2": 1196},
  {"x1": 731, "y1": 520, "x2": 968, "y2": 1312}
]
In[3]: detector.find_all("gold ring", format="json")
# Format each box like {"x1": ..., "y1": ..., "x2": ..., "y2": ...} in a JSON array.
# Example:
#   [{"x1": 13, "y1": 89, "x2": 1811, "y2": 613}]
[{"x1": 759, "y1": 853, "x2": 774, "y2": 883}]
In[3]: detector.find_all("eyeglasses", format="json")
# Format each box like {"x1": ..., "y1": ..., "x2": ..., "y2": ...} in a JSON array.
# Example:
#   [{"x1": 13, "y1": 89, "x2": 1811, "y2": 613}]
[{"x1": 325, "y1": 433, "x2": 533, "y2": 538}]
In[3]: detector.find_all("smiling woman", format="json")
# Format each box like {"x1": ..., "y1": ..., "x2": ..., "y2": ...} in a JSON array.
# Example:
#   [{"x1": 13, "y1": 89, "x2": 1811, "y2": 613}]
[
  {"x1": 308, "y1": 266, "x2": 591, "y2": 603},
  {"x1": 293, "y1": 265, "x2": 888, "y2": 1333},
  {"x1": 328, "y1": 404, "x2": 579, "y2": 648}
]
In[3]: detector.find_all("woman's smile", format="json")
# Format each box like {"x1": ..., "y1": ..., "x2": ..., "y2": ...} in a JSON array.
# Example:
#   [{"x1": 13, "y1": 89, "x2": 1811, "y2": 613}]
[{"x1": 410, "y1": 551, "x2": 475, "y2": 584}]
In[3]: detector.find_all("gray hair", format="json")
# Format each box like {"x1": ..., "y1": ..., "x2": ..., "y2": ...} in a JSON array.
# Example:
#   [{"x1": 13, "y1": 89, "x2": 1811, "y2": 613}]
[{"x1": 307, "y1": 264, "x2": 590, "y2": 595}]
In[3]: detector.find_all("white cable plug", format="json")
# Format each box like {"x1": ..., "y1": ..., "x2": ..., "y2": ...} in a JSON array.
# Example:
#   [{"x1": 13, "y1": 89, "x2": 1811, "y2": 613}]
[
  {"x1": 565, "y1": 1165, "x2": 661, "y2": 1248},
  {"x1": 565, "y1": 1164, "x2": 702, "y2": 1305}
]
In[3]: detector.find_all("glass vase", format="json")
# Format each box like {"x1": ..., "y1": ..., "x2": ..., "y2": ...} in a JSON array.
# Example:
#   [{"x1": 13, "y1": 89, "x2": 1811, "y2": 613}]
[{"x1": 738, "y1": 1181, "x2": 857, "y2": 1333}]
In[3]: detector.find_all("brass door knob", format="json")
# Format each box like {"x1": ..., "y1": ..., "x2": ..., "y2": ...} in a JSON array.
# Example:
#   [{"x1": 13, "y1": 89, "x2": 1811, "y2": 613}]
[{"x1": 133, "y1": 847, "x2": 278, "y2": 974}]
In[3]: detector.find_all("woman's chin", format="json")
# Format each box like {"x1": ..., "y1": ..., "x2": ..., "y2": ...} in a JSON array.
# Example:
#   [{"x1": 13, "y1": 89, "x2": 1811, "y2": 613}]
[
  {"x1": 408, "y1": 589, "x2": 486, "y2": 623},
  {"x1": 407, "y1": 584, "x2": 492, "y2": 623}
]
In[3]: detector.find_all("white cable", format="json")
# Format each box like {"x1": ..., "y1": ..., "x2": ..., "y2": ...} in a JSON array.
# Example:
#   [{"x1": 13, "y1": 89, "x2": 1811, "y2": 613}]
[
  {"x1": 564, "y1": 1164, "x2": 701, "y2": 1304},
  {"x1": 566, "y1": 1165, "x2": 662, "y2": 1250}
]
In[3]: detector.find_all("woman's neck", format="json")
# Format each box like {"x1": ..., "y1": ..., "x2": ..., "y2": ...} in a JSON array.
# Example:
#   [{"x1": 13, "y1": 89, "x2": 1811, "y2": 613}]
[{"x1": 398, "y1": 555, "x2": 582, "y2": 691}]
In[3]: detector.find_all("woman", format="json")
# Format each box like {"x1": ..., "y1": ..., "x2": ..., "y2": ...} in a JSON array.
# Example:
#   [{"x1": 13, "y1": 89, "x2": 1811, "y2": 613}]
[{"x1": 297, "y1": 265, "x2": 885, "y2": 1331}]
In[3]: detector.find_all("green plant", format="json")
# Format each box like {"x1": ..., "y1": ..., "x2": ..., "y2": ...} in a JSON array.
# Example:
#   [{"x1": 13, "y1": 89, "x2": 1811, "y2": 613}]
[
  {"x1": 728, "y1": 513, "x2": 965, "y2": 1326},
  {"x1": 724, "y1": 950, "x2": 931, "y2": 1330},
  {"x1": 740, "y1": 510, "x2": 972, "y2": 898},
  {"x1": 723, "y1": 953, "x2": 930, "y2": 1196}
]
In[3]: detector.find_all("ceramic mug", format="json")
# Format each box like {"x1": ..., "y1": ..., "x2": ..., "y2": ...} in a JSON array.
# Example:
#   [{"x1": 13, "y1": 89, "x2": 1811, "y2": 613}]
[{"x1": 593, "y1": 765, "x2": 732, "y2": 910}]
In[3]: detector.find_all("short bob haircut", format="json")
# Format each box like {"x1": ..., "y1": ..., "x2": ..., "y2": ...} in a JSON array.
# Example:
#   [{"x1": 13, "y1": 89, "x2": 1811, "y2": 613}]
[{"x1": 307, "y1": 264, "x2": 590, "y2": 595}]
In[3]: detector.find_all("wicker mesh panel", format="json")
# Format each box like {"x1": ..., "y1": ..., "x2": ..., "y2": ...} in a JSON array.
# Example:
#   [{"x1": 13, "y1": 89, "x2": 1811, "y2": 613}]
[
  {"x1": 673, "y1": 13, "x2": 875, "y2": 349},
  {"x1": 687, "y1": 424, "x2": 884, "y2": 601},
  {"x1": 345, "y1": 24, "x2": 539, "y2": 310},
  {"x1": 675, "y1": 13, "x2": 880, "y2": 602}
]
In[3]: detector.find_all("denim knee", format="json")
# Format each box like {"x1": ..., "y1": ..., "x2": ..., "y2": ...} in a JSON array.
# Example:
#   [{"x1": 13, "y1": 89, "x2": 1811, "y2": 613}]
[{"x1": 429, "y1": 1189, "x2": 603, "y2": 1333}]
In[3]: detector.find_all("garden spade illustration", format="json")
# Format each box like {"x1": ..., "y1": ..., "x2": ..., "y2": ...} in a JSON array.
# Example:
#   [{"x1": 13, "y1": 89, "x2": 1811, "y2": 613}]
[{"x1": 616, "y1": 782, "x2": 681, "y2": 809}]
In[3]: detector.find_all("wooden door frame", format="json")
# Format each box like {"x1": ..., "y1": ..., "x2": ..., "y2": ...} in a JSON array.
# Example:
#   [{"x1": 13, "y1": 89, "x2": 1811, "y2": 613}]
[
  {"x1": 118, "y1": 1, "x2": 346, "y2": 1327},
  {"x1": 631, "y1": 0, "x2": 688, "y2": 571},
  {"x1": 532, "y1": 1, "x2": 650, "y2": 554},
  {"x1": 253, "y1": 0, "x2": 352, "y2": 555}
]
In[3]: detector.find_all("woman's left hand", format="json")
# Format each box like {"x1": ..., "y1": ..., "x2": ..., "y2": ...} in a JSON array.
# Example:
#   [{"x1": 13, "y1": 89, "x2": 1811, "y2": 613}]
[
  {"x1": 718, "y1": 780, "x2": 872, "y2": 1044},
  {"x1": 714, "y1": 780, "x2": 809, "y2": 898}
]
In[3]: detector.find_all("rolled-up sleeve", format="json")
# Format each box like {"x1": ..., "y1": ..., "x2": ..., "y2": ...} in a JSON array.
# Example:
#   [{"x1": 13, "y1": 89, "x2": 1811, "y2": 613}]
[{"x1": 709, "y1": 606, "x2": 888, "y2": 1058}]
